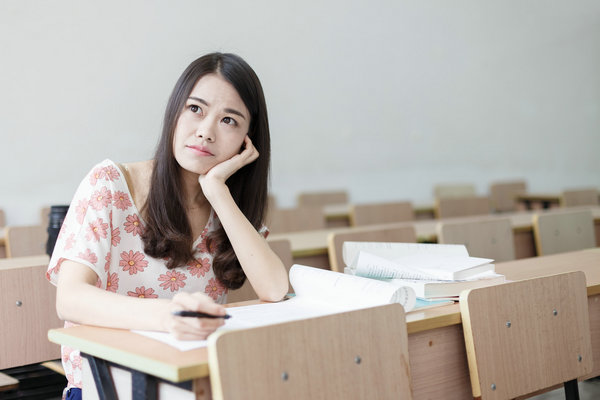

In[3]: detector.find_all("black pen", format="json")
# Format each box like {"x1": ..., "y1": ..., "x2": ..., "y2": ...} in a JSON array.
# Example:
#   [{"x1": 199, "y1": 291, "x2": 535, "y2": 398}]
[{"x1": 171, "y1": 310, "x2": 231, "y2": 319}]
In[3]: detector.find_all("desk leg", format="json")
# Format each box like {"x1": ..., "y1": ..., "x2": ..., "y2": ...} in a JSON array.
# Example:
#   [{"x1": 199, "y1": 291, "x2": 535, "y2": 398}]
[
  {"x1": 132, "y1": 371, "x2": 158, "y2": 400},
  {"x1": 563, "y1": 379, "x2": 580, "y2": 400},
  {"x1": 84, "y1": 354, "x2": 118, "y2": 400}
]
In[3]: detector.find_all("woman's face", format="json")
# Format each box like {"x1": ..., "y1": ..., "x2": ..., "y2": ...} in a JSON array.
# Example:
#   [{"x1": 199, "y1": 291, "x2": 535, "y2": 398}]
[{"x1": 173, "y1": 73, "x2": 251, "y2": 176}]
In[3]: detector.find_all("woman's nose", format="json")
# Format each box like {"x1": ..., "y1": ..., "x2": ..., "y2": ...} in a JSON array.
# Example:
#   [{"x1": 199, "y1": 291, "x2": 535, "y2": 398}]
[{"x1": 195, "y1": 120, "x2": 216, "y2": 143}]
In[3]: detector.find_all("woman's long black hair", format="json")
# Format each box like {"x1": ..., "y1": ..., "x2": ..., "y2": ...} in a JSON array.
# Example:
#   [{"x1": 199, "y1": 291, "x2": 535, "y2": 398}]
[{"x1": 141, "y1": 52, "x2": 270, "y2": 289}]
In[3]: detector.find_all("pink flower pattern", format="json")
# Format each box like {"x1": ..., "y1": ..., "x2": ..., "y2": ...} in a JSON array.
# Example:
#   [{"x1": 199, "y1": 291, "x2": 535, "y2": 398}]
[
  {"x1": 75, "y1": 199, "x2": 89, "y2": 225},
  {"x1": 78, "y1": 248, "x2": 98, "y2": 264},
  {"x1": 64, "y1": 234, "x2": 75, "y2": 251},
  {"x1": 187, "y1": 258, "x2": 210, "y2": 278},
  {"x1": 104, "y1": 252, "x2": 111, "y2": 272},
  {"x1": 106, "y1": 272, "x2": 119, "y2": 292},
  {"x1": 158, "y1": 270, "x2": 187, "y2": 292},
  {"x1": 113, "y1": 191, "x2": 132, "y2": 211},
  {"x1": 85, "y1": 218, "x2": 109, "y2": 242},
  {"x1": 127, "y1": 286, "x2": 159, "y2": 299},
  {"x1": 111, "y1": 227, "x2": 121, "y2": 247},
  {"x1": 124, "y1": 214, "x2": 143, "y2": 236},
  {"x1": 205, "y1": 278, "x2": 226, "y2": 300},
  {"x1": 119, "y1": 251, "x2": 148, "y2": 275},
  {"x1": 89, "y1": 167, "x2": 106, "y2": 185},
  {"x1": 45, "y1": 160, "x2": 253, "y2": 393},
  {"x1": 104, "y1": 165, "x2": 120, "y2": 181},
  {"x1": 89, "y1": 187, "x2": 112, "y2": 211}
]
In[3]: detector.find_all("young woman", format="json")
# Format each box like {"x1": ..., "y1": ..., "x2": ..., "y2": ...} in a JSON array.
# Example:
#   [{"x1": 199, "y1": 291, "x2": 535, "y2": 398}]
[{"x1": 46, "y1": 52, "x2": 288, "y2": 399}]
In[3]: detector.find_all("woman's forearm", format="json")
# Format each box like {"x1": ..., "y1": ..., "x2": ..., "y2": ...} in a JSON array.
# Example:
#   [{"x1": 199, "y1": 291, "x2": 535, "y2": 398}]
[{"x1": 207, "y1": 185, "x2": 289, "y2": 301}]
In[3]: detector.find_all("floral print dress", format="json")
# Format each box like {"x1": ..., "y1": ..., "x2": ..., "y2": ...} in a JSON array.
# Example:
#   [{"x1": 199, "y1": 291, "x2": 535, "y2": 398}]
[{"x1": 46, "y1": 159, "x2": 240, "y2": 392}]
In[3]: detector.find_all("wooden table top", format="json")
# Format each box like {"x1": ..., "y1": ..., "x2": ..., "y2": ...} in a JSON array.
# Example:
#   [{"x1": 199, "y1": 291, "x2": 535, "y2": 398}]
[
  {"x1": 47, "y1": 248, "x2": 600, "y2": 383},
  {"x1": 269, "y1": 206, "x2": 600, "y2": 257}
]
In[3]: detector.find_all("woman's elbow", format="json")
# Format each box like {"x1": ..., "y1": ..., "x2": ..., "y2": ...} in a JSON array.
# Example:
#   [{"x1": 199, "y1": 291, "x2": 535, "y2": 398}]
[{"x1": 257, "y1": 278, "x2": 289, "y2": 302}]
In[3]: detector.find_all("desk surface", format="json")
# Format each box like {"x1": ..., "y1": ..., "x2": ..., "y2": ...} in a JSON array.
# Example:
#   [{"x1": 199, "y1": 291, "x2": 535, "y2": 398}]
[
  {"x1": 269, "y1": 206, "x2": 600, "y2": 257},
  {"x1": 0, "y1": 254, "x2": 49, "y2": 270},
  {"x1": 47, "y1": 248, "x2": 600, "y2": 385}
]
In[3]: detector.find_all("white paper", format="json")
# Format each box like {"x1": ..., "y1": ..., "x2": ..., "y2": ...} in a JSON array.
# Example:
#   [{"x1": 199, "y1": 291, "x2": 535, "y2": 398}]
[
  {"x1": 131, "y1": 264, "x2": 416, "y2": 351},
  {"x1": 342, "y1": 242, "x2": 469, "y2": 269}
]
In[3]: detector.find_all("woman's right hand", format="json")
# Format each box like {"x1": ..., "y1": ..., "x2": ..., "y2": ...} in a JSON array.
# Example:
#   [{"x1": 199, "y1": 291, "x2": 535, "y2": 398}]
[{"x1": 163, "y1": 292, "x2": 227, "y2": 340}]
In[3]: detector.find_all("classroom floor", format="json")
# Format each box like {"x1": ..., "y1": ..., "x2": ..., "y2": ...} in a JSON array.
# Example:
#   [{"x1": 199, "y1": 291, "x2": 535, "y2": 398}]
[{"x1": 529, "y1": 378, "x2": 600, "y2": 399}]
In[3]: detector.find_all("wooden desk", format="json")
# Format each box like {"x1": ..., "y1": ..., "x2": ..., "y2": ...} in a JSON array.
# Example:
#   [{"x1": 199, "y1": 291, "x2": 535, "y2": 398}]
[
  {"x1": 47, "y1": 248, "x2": 600, "y2": 400},
  {"x1": 516, "y1": 193, "x2": 561, "y2": 210},
  {"x1": 322, "y1": 203, "x2": 436, "y2": 228},
  {"x1": 270, "y1": 206, "x2": 600, "y2": 269},
  {"x1": 0, "y1": 255, "x2": 61, "y2": 369}
]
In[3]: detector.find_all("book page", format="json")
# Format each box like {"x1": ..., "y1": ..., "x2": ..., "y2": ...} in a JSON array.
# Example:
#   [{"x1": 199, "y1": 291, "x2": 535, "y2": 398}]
[
  {"x1": 342, "y1": 242, "x2": 469, "y2": 268},
  {"x1": 391, "y1": 253, "x2": 494, "y2": 281},
  {"x1": 289, "y1": 264, "x2": 416, "y2": 311},
  {"x1": 347, "y1": 251, "x2": 439, "y2": 280}
]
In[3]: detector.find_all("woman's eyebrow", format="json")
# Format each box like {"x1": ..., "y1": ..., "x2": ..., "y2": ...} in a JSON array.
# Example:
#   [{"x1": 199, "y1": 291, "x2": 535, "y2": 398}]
[{"x1": 188, "y1": 96, "x2": 246, "y2": 120}]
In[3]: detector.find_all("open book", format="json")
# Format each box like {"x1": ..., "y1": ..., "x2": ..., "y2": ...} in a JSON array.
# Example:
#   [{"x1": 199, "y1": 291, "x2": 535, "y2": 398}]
[
  {"x1": 133, "y1": 264, "x2": 417, "y2": 350},
  {"x1": 342, "y1": 242, "x2": 505, "y2": 299},
  {"x1": 343, "y1": 242, "x2": 495, "y2": 281}
]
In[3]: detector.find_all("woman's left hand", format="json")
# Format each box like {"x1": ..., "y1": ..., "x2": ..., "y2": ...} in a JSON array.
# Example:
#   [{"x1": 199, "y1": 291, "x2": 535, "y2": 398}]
[{"x1": 198, "y1": 135, "x2": 259, "y2": 197}]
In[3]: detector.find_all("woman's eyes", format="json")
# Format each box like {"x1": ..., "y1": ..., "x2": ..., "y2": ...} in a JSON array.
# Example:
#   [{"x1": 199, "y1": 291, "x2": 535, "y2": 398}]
[
  {"x1": 188, "y1": 104, "x2": 237, "y2": 126},
  {"x1": 222, "y1": 117, "x2": 237, "y2": 126}
]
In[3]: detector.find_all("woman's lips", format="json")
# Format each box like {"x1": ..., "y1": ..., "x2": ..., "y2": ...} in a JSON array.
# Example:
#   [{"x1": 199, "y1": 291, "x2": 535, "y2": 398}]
[{"x1": 186, "y1": 145, "x2": 214, "y2": 156}]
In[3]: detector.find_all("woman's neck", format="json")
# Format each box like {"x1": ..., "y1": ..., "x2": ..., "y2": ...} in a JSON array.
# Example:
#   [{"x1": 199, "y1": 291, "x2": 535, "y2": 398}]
[{"x1": 179, "y1": 168, "x2": 210, "y2": 211}]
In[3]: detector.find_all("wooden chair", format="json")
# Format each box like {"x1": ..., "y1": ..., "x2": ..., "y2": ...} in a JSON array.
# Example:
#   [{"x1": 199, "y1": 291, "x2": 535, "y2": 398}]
[
  {"x1": 327, "y1": 225, "x2": 417, "y2": 272},
  {"x1": 532, "y1": 210, "x2": 596, "y2": 256},
  {"x1": 437, "y1": 218, "x2": 515, "y2": 262},
  {"x1": 460, "y1": 271, "x2": 592, "y2": 399},
  {"x1": 433, "y1": 183, "x2": 475, "y2": 199},
  {"x1": 208, "y1": 303, "x2": 412, "y2": 400},
  {"x1": 0, "y1": 256, "x2": 63, "y2": 369},
  {"x1": 561, "y1": 188, "x2": 599, "y2": 207},
  {"x1": 40, "y1": 206, "x2": 51, "y2": 229},
  {"x1": 0, "y1": 209, "x2": 5, "y2": 227},
  {"x1": 489, "y1": 180, "x2": 527, "y2": 213},
  {"x1": 297, "y1": 190, "x2": 348, "y2": 207},
  {"x1": 227, "y1": 239, "x2": 294, "y2": 303},
  {"x1": 266, "y1": 206, "x2": 326, "y2": 234},
  {"x1": 4, "y1": 225, "x2": 47, "y2": 258},
  {"x1": 349, "y1": 201, "x2": 414, "y2": 227},
  {"x1": 434, "y1": 196, "x2": 491, "y2": 219}
]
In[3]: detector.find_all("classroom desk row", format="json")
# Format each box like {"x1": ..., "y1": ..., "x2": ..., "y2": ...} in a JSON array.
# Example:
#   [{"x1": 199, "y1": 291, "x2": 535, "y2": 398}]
[
  {"x1": 270, "y1": 205, "x2": 600, "y2": 269},
  {"x1": 47, "y1": 247, "x2": 600, "y2": 399}
]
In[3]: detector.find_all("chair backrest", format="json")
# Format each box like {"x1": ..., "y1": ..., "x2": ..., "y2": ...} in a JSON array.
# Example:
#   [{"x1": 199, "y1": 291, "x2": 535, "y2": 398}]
[
  {"x1": 460, "y1": 271, "x2": 592, "y2": 399},
  {"x1": 435, "y1": 196, "x2": 491, "y2": 219},
  {"x1": 532, "y1": 209, "x2": 596, "y2": 256},
  {"x1": 297, "y1": 190, "x2": 348, "y2": 207},
  {"x1": 0, "y1": 255, "x2": 62, "y2": 369},
  {"x1": 561, "y1": 188, "x2": 599, "y2": 207},
  {"x1": 4, "y1": 225, "x2": 47, "y2": 258},
  {"x1": 434, "y1": 184, "x2": 476, "y2": 199},
  {"x1": 227, "y1": 239, "x2": 294, "y2": 303},
  {"x1": 489, "y1": 181, "x2": 527, "y2": 213},
  {"x1": 208, "y1": 303, "x2": 413, "y2": 400},
  {"x1": 327, "y1": 225, "x2": 417, "y2": 272},
  {"x1": 350, "y1": 201, "x2": 414, "y2": 227},
  {"x1": 40, "y1": 206, "x2": 51, "y2": 229},
  {"x1": 266, "y1": 206, "x2": 326, "y2": 234},
  {"x1": 437, "y1": 218, "x2": 515, "y2": 262},
  {"x1": 0, "y1": 209, "x2": 5, "y2": 228}
]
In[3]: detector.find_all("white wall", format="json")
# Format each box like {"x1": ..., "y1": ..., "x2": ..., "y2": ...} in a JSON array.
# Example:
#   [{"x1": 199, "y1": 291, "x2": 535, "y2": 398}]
[{"x1": 1, "y1": 0, "x2": 599, "y2": 225}]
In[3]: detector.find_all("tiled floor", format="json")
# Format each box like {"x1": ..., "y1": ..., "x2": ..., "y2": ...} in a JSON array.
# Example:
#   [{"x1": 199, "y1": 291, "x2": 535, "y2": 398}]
[{"x1": 529, "y1": 378, "x2": 600, "y2": 399}]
